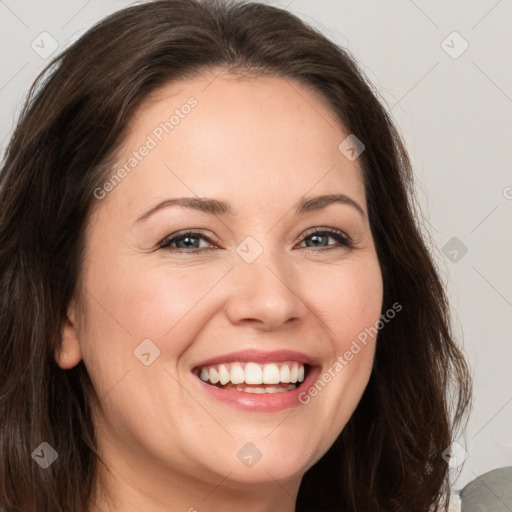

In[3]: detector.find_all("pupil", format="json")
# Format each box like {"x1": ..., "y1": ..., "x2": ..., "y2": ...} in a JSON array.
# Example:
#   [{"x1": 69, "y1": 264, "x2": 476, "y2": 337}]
[
  {"x1": 178, "y1": 236, "x2": 198, "y2": 248},
  {"x1": 308, "y1": 234, "x2": 326, "y2": 247}
]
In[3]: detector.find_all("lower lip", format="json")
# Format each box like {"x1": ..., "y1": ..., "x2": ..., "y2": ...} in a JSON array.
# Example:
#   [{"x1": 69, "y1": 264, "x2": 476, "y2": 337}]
[{"x1": 194, "y1": 367, "x2": 321, "y2": 412}]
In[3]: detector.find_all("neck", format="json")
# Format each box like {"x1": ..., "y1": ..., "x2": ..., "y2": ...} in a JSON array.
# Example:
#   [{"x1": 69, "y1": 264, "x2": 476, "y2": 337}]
[{"x1": 90, "y1": 455, "x2": 301, "y2": 512}]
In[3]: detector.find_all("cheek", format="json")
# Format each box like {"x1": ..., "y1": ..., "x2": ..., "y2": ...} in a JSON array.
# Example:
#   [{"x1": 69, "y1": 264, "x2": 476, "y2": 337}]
[
  {"x1": 297, "y1": 260, "x2": 381, "y2": 422},
  {"x1": 78, "y1": 259, "x2": 229, "y2": 375},
  {"x1": 120, "y1": 263, "x2": 232, "y2": 340},
  {"x1": 304, "y1": 257, "x2": 383, "y2": 348}
]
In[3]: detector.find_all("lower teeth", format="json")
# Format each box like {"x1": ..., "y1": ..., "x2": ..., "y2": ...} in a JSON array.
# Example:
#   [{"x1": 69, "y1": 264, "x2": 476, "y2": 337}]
[{"x1": 216, "y1": 383, "x2": 297, "y2": 393}]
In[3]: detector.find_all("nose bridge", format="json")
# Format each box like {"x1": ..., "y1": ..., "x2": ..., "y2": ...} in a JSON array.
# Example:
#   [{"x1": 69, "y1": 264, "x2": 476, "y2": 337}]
[{"x1": 224, "y1": 236, "x2": 305, "y2": 328}]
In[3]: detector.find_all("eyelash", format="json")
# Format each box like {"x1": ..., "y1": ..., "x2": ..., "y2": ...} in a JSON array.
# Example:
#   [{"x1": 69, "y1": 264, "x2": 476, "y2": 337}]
[{"x1": 159, "y1": 227, "x2": 354, "y2": 253}]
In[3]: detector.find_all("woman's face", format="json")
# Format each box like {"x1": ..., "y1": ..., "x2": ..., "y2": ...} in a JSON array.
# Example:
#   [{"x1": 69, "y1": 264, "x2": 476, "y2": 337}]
[{"x1": 58, "y1": 70, "x2": 383, "y2": 506}]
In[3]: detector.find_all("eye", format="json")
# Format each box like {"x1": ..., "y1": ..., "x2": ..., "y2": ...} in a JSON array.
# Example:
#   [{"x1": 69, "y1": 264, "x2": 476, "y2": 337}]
[
  {"x1": 297, "y1": 227, "x2": 353, "y2": 251},
  {"x1": 159, "y1": 227, "x2": 353, "y2": 253},
  {"x1": 159, "y1": 229, "x2": 218, "y2": 252}
]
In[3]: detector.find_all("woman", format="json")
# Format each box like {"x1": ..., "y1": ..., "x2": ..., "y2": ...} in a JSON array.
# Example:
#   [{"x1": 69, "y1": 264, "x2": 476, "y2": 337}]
[{"x1": 0, "y1": 1, "x2": 472, "y2": 510}]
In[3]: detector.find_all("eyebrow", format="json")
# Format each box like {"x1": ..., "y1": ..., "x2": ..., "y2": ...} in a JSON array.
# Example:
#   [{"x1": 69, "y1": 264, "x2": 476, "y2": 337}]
[{"x1": 135, "y1": 193, "x2": 366, "y2": 223}]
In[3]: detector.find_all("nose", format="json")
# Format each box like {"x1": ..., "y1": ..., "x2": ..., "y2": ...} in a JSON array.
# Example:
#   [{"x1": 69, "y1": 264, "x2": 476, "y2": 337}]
[{"x1": 223, "y1": 250, "x2": 307, "y2": 331}]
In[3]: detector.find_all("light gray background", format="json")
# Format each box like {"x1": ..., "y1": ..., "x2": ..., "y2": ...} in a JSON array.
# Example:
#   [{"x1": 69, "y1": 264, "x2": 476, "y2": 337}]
[{"x1": 1, "y1": 0, "x2": 511, "y2": 493}]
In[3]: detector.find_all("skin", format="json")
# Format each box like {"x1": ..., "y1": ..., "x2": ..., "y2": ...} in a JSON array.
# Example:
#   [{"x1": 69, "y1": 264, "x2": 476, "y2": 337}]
[{"x1": 56, "y1": 69, "x2": 383, "y2": 512}]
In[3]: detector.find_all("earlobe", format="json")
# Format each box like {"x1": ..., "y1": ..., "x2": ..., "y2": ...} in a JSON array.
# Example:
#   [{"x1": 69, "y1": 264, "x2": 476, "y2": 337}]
[{"x1": 55, "y1": 302, "x2": 83, "y2": 369}]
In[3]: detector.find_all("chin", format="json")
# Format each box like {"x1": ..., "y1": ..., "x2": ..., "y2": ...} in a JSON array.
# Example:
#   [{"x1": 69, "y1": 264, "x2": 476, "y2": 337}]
[
  {"x1": 199, "y1": 444, "x2": 316, "y2": 487},
  {"x1": 222, "y1": 462, "x2": 307, "y2": 487}
]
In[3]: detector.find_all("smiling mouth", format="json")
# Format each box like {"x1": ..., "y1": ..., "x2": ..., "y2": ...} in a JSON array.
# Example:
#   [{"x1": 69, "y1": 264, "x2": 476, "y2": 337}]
[{"x1": 193, "y1": 361, "x2": 309, "y2": 394}]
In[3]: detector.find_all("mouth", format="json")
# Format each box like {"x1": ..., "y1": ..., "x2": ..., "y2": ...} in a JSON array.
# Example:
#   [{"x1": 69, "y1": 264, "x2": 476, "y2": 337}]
[
  {"x1": 191, "y1": 349, "x2": 320, "y2": 412},
  {"x1": 192, "y1": 361, "x2": 310, "y2": 394}
]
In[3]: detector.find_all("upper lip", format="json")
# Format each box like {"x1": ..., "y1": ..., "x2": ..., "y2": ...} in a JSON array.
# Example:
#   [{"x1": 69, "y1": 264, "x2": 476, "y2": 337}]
[{"x1": 192, "y1": 349, "x2": 320, "y2": 370}]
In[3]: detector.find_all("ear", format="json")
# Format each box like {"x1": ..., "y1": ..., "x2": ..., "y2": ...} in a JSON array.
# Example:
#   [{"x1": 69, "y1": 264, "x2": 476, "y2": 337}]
[{"x1": 55, "y1": 298, "x2": 83, "y2": 369}]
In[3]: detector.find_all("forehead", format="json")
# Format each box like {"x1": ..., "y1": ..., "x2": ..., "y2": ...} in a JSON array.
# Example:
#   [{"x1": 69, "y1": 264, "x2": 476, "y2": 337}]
[{"x1": 101, "y1": 71, "x2": 366, "y2": 219}]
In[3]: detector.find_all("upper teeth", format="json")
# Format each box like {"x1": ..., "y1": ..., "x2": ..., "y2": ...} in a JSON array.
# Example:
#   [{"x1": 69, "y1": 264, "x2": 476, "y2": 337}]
[{"x1": 197, "y1": 361, "x2": 306, "y2": 385}]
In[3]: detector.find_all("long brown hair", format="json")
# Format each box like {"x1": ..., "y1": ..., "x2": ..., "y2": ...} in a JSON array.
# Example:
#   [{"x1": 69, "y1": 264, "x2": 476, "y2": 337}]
[{"x1": 0, "y1": 1, "x2": 472, "y2": 510}]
